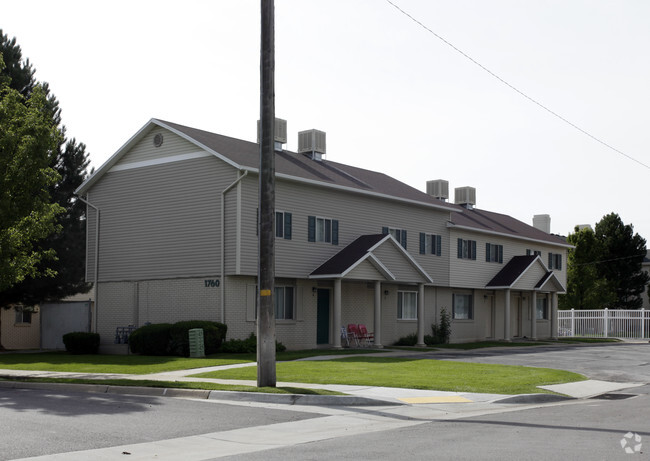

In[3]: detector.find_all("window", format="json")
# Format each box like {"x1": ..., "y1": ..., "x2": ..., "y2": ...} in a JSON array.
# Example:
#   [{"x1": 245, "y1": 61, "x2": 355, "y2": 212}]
[
  {"x1": 274, "y1": 286, "x2": 295, "y2": 320},
  {"x1": 452, "y1": 294, "x2": 473, "y2": 320},
  {"x1": 457, "y1": 239, "x2": 477, "y2": 260},
  {"x1": 397, "y1": 291, "x2": 417, "y2": 320},
  {"x1": 485, "y1": 243, "x2": 503, "y2": 263},
  {"x1": 536, "y1": 297, "x2": 548, "y2": 320},
  {"x1": 15, "y1": 307, "x2": 32, "y2": 324},
  {"x1": 526, "y1": 249, "x2": 542, "y2": 257},
  {"x1": 308, "y1": 216, "x2": 339, "y2": 245},
  {"x1": 548, "y1": 253, "x2": 562, "y2": 270},
  {"x1": 420, "y1": 233, "x2": 442, "y2": 256},
  {"x1": 383, "y1": 227, "x2": 407, "y2": 249},
  {"x1": 257, "y1": 210, "x2": 292, "y2": 239}
]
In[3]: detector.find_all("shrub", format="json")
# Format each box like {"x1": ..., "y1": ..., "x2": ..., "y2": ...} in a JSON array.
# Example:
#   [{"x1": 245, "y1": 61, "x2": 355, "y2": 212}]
[
  {"x1": 169, "y1": 320, "x2": 228, "y2": 356},
  {"x1": 394, "y1": 332, "x2": 418, "y2": 346},
  {"x1": 129, "y1": 323, "x2": 173, "y2": 355},
  {"x1": 62, "y1": 332, "x2": 100, "y2": 354},
  {"x1": 220, "y1": 332, "x2": 286, "y2": 353},
  {"x1": 429, "y1": 307, "x2": 452, "y2": 345}
]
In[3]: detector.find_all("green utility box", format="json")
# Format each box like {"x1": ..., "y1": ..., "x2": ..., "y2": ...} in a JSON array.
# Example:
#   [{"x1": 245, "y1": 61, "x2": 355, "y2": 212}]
[{"x1": 188, "y1": 328, "x2": 205, "y2": 358}]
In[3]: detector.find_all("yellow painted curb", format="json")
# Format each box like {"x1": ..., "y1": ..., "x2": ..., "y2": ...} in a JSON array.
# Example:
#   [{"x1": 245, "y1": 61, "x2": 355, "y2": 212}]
[{"x1": 398, "y1": 396, "x2": 473, "y2": 404}]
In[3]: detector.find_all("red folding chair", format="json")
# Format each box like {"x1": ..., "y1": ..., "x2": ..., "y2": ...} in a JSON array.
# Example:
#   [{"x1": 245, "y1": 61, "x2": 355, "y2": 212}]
[
  {"x1": 347, "y1": 324, "x2": 361, "y2": 347},
  {"x1": 358, "y1": 324, "x2": 374, "y2": 346}
]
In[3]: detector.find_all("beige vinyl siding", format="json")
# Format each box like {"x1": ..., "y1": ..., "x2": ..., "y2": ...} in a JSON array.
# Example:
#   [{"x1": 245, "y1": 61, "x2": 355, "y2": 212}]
[
  {"x1": 114, "y1": 127, "x2": 201, "y2": 166},
  {"x1": 346, "y1": 260, "x2": 386, "y2": 281},
  {"x1": 372, "y1": 243, "x2": 426, "y2": 282},
  {"x1": 512, "y1": 263, "x2": 548, "y2": 290},
  {"x1": 236, "y1": 177, "x2": 450, "y2": 284},
  {"x1": 86, "y1": 156, "x2": 237, "y2": 281},
  {"x1": 450, "y1": 229, "x2": 568, "y2": 289}
]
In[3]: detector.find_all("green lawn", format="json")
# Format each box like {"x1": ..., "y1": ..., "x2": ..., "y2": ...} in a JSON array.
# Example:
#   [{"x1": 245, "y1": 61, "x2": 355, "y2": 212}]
[
  {"x1": 0, "y1": 349, "x2": 378, "y2": 374},
  {"x1": 192, "y1": 356, "x2": 585, "y2": 395}
]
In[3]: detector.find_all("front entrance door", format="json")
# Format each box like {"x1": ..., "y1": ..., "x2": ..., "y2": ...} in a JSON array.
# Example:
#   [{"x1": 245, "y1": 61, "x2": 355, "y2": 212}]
[{"x1": 316, "y1": 289, "x2": 330, "y2": 344}]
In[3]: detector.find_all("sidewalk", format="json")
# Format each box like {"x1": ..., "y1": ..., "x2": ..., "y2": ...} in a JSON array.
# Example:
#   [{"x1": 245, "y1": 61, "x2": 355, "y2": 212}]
[{"x1": 0, "y1": 347, "x2": 644, "y2": 407}]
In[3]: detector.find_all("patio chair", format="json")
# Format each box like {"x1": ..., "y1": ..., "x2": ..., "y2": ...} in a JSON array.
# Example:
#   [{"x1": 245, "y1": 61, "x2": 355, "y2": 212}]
[
  {"x1": 358, "y1": 324, "x2": 374, "y2": 346},
  {"x1": 347, "y1": 324, "x2": 361, "y2": 347},
  {"x1": 341, "y1": 326, "x2": 351, "y2": 347}
]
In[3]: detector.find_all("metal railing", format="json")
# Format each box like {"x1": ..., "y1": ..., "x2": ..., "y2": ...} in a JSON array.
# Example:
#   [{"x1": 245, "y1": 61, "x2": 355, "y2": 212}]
[{"x1": 558, "y1": 309, "x2": 650, "y2": 339}]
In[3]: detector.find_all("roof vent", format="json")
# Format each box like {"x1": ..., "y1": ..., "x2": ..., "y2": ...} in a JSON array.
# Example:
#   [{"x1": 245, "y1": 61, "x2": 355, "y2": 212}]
[
  {"x1": 533, "y1": 214, "x2": 551, "y2": 233},
  {"x1": 426, "y1": 179, "x2": 449, "y2": 201},
  {"x1": 257, "y1": 117, "x2": 287, "y2": 151},
  {"x1": 298, "y1": 129, "x2": 326, "y2": 161},
  {"x1": 454, "y1": 186, "x2": 476, "y2": 209}
]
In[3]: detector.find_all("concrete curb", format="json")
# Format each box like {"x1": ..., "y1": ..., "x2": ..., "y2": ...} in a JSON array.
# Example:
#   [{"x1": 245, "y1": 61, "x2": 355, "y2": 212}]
[
  {"x1": 0, "y1": 379, "x2": 395, "y2": 406},
  {"x1": 492, "y1": 393, "x2": 575, "y2": 404}
]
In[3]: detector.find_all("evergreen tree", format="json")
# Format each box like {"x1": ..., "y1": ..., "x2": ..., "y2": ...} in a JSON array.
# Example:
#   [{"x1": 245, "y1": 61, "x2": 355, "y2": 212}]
[
  {"x1": 0, "y1": 30, "x2": 91, "y2": 307},
  {"x1": 594, "y1": 213, "x2": 649, "y2": 309}
]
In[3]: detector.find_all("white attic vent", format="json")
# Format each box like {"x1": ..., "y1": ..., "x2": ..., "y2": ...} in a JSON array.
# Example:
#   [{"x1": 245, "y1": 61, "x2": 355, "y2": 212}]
[
  {"x1": 298, "y1": 129, "x2": 326, "y2": 161},
  {"x1": 426, "y1": 179, "x2": 449, "y2": 201},
  {"x1": 257, "y1": 117, "x2": 287, "y2": 149},
  {"x1": 454, "y1": 186, "x2": 476, "y2": 209}
]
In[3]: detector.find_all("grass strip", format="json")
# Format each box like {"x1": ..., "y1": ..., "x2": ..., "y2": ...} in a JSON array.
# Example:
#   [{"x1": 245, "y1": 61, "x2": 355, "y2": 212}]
[
  {"x1": 0, "y1": 377, "x2": 344, "y2": 395},
  {"x1": 193, "y1": 356, "x2": 585, "y2": 395}
]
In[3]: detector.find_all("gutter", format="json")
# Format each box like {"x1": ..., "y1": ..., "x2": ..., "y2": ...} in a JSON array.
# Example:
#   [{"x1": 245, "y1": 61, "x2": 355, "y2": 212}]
[
  {"x1": 76, "y1": 196, "x2": 100, "y2": 334},
  {"x1": 220, "y1": 170, "x2": 248, "y2": 326}
]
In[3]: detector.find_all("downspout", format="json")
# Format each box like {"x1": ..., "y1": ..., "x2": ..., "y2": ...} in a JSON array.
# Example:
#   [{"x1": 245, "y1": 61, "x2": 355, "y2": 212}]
[
  {"x1": 77, "y1": 196, "x2": 100, "y2": 334},
  {"x1": 220, "y1": 170, "x2": 248, "y2": 326}
]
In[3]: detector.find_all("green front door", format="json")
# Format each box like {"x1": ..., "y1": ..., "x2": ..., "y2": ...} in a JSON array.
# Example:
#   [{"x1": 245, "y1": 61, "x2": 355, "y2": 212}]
[{"x1": 316, "y1": 289, "x2": 330, "y2": 344}]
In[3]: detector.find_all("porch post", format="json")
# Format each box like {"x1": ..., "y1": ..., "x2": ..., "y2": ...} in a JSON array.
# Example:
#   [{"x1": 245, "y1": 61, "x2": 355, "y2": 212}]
[
  {"x1": 374, "y1": 281, "x2": 382, "y2": 347},
  {"x1": 531, "y1": 291, "x2": 537, "y2": 340},
  {"x1": 504, "y1": 289, "x2": 511, "y2": 341},
  {"x1": 416, "y1": 283, "x2": 425, "y2": 347},
  {"x1": 333, "y1": 278, "x2": 342, "y2": 348},
  {"x1": 551, "y1": 292, "x2": 558, "y2": 340}
]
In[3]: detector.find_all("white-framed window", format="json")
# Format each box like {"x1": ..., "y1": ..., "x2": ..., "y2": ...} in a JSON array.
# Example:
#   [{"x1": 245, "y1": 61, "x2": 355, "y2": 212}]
[
  {"x1": 397, "y1": 291, "x2": 417, "y2": 320},
  {"x1": 274, "y1": 286, "x2": 295, "y2": 320},
  {"x1": 526, "y1": 249, "x2": 542, "y2": 257},
  {"x1": 536, "y1": 297, "x2": 548, "y2": 320},
  {"x1": 15, "y1": 307, "x2": 32, "y2": 324},
  {"x1": 383, "y1": 226, "x2": 407, "y2": 249},
  {"x1": 452, "y1": 293, "x2": 473, "y2": 320},
  {"x1": 457, "y1": 239, "x2": 477, "y2": 260},
  {"x1": 308, "y1": 216, "x2": 339, "y2": 245},
  {"x1": 486, "y1": 243, "x2": 503, "y2": 263},
  {"x1": 275, "y1": 211, "x2": 292, "y2": 239},
  {"x1": 420, "y1": 233, "x2": 442, "y2": 256}
]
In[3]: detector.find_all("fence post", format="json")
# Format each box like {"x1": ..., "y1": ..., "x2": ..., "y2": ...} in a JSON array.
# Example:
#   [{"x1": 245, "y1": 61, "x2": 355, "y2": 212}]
[
  {"x1": 603, "y1": 308, "x2": 608, "y2": 337},
  {"x1": 570, "y1": 308, "x2": 575, "y2": 337},
  {"x1": 641, "y1": 308, "x2": 645, "y2": 339}
]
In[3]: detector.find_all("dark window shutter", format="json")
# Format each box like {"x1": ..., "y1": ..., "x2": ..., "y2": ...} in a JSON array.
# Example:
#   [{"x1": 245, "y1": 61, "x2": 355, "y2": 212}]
[
  {"x1": 308, "y1": 216, "x2": 316, "y2": 242},
  {"x1": 382, "y1": 226, "x2": 389, "y2": 235},
  {"x1": 284, "y1": 212, "x2": 292, "y2": 240},
  {"x1": 332, "y1": 220, "x2": 339, "y2": 245},
  {"x1": 275, "y1": 212, "x2": 283, "y2": 238},
  {"x1": 401, "y1": 230, "x2": 407, "y2": 249},
  {"x1": 556, "y1": 254, "x2": 562, "y2": 270},
  {"x1": 499, "y1": 245, "x2": 503, "y2": 263},
  {"x1": 325, "y1": 219, "x2": 332, "y2": 243},
  {"x1": 486, "y1": 243, "x2": 491, "y2": 262},
  {"x1": 548, "y1": 253, "x2": 553, "y2": 269},
  {"x1": 436, "y1": 235, "x2": 442, "y2": 256},
  {"x1": 419, "y1": 233, "x2": 425, "y2": 254},
  {"x1": 457, "y1": 238, "x2": 463, "y2": 258},
  {"x1": 471, "y1": 240, "x2": 477, "y2": 260},
  {"x1": 526, "y1": 249, "x2": 531, "y2": 256}
]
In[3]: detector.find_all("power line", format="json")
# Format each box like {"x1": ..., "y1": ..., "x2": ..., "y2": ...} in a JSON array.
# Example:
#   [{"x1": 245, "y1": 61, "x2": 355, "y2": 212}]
[
  {"x1": 572, "y1": 252, "x2": 648, "y2": 267},
  {"x1": 385, "y1": 0, "x2": 650, "y2": 171}
]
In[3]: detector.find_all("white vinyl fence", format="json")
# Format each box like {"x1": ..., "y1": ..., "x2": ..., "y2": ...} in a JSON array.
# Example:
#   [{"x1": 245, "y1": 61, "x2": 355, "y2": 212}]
[{"x1": 558, "y1": 309, "x2": 650, "y2": 339}]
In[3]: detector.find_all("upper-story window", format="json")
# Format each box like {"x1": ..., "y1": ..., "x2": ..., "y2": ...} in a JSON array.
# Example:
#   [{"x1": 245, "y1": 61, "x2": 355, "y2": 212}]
[
  {"x1": 526, "y1": 249, "x2": 542, "y2": 257},
  {"x1": 548, "y1": 253, "x2": 562, "y2": 270},
  {"x1": 457, "y1": 239, "x2": 477, "y2": 260},
  {"x1": 275, "y1": 211, "x2": 292, "y2": 239},
  {"x1": 308, "y1": 216, "x2": 339, "y2": 245},
  {"x1": 383, "y1": 227, "x2": 407, "y2": 249},
  {"x1": 420, "y1": 233, "x2": 442, "y2": 256},
  {"x1": 485, "y1": 243, "x2": 503, "y2": 263}
]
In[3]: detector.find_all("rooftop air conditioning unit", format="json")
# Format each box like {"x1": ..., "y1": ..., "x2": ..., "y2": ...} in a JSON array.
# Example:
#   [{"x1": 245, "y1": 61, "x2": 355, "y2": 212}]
[
  {"x1": 298, "y1": 129, "x2": 326, "y2": 160},
  {"x1": 454, "y1": 186, "x2": 476, "y2": 209},
  {"x1": 426, "y1": 179, "x2": 449, "y2": 201},
  {"x1": 257, "y1": 117, "x2": 287, "y2": 146}
]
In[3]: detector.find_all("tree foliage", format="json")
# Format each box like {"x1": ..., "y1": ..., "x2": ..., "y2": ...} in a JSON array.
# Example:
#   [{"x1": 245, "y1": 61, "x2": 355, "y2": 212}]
[
  {"x1": 0, "y1": 58, "x2": 63, "y2": 291},
  {"x1": 0, "y1": 30, "x2": 91, "y2": 306},
  {"x1": 562, "y1": 213, "x2": 649, "y2": 310}
]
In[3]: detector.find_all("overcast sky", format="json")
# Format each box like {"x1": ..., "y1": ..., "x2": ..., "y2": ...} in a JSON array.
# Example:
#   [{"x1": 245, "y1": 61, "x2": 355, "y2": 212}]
[{"x1": 3, "y1": 0, "x2": 650, "y2": 239}]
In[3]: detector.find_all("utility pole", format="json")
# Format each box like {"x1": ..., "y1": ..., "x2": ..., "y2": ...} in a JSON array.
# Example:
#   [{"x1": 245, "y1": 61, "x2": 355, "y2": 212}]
[{"x1": 257, "y1": 0, "x2": 277, "y2": 387}]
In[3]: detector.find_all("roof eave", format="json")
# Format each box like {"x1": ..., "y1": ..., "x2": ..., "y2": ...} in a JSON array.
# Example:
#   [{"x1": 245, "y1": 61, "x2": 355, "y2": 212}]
[{"x1": 447, "y1": 222, "x2": 573, "y2": 249}]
